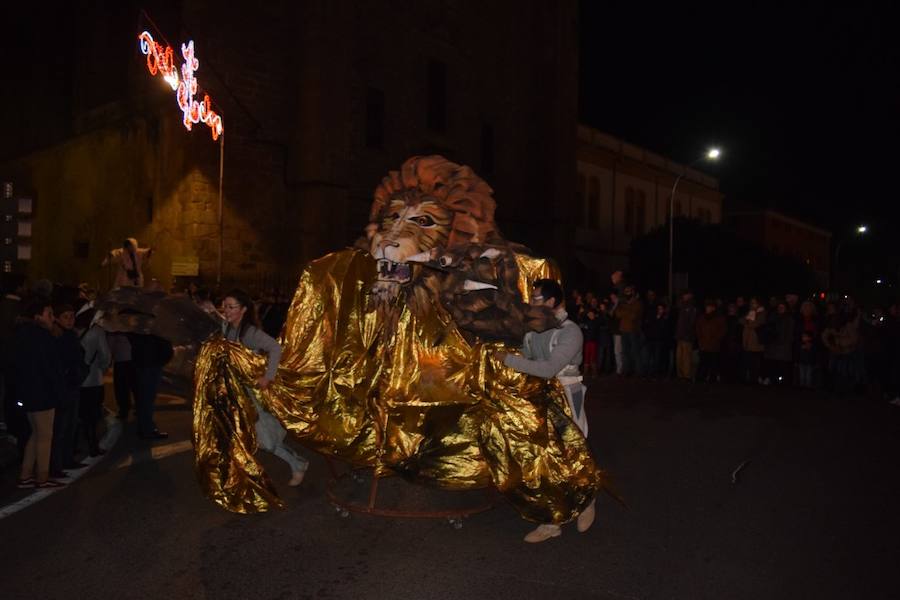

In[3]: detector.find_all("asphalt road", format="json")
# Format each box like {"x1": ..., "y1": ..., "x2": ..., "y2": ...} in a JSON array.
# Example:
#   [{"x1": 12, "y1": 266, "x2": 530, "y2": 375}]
[{"x1": 2, "y1": 378, "x2": 898, "y2": 600}]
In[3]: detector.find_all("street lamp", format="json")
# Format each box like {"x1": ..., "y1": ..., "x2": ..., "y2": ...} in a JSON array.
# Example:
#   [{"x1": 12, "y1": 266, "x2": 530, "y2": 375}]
[
  {"x1": 832, "y1": 224, "x2": 868, "y2": 292},
  {"x1": 668, "y1": 148, "x2": 721, "y2": 301}
]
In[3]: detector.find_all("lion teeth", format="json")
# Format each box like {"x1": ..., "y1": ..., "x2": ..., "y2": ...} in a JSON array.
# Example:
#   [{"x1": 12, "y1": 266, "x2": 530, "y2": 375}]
[{"x1": 462, "y1": 280, "x2": 498, "y2": 291}]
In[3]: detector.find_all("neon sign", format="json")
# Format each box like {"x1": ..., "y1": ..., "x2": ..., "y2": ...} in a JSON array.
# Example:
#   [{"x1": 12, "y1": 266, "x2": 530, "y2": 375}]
[{"x1": 138, "y1": 31, "x2": 223, "y2": 141}]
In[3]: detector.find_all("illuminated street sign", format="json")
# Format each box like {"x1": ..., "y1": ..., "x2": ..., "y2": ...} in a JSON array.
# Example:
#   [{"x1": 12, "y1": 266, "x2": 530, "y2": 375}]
[{"x1": 138, "y1": 31, "x2": 223, "y2": 141}]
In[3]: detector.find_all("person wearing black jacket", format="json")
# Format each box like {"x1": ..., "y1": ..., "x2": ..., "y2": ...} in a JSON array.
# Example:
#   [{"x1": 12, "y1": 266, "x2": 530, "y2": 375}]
[
  {"x1": 50, "y1": 304, "x2": 87, "y2": 476},
  {"x1": 15, "y1": 297, "x2": 67, "y2": 489},
  {"x1": 129, "y1": 333, "x2": 173, "y2": 440},
  {"x1": 643, "y1": 302, "x2": 672, "y2": 379}
]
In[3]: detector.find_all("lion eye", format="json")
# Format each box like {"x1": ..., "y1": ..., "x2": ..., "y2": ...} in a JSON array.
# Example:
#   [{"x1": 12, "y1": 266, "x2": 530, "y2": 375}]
[
  {"x1": 386, "y1": 212, "x2": 401, "y2": 221},
  {"x1": 412, "y1": 215, "x2": 436, "y2": 227}
]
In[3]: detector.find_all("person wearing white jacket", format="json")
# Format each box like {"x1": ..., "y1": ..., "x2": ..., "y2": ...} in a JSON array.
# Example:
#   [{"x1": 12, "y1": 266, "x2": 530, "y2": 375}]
[{"x1": 77, "y1": 306, "x2": 112, "y2": 457}]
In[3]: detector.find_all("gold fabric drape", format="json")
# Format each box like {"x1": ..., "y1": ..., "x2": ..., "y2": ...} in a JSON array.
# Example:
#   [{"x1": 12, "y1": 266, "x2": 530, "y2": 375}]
[{"x1": 193, "y1": 248, "x2": 604, "y2": 523}]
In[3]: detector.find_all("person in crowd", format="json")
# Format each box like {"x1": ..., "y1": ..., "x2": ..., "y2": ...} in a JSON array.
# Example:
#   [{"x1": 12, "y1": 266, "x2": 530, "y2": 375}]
[
  {"x1": 128, "y1": 332, "x2": 173, "y2": 440},
  {"x1": 822, "y1": 305, "x2": 862, "y2": 395},
  {"x1": 861, "y1": 307, "x2": 889, "y2": 398},
  {"x1": 194, "y1": 287, "x2": 221, "y2": 317},
  {"x1": 674, "y1": 291, "x2": 698, "y2": 380},
  {"x1": 608, "y1": 292, "x2": 624, "y2": 375},
  {"x1": 762, "y1": 301, "x2": 795, "y2": 385},
  {"x1": 612, "y1": 284, "x2": 643, "y2": 376},
  {"x1": 796, "y1": 331, "x2": 817, "y2": 389},
  {"x1": 102, "y1": 237, "x2": 153, "y2": 288},
  {"x1": 720, "y1": 303, "x2": 743, "y2": 383},
  {"x1": 1, "y1": 276, "x2": 26, "y2": 455},
  {"x1": 108, "y1": 332, "x2": 137, "y2": 421},
  {"x1": 50, "y1": 304, "x2": 87, "y2": 476},
  {"x1": 76, "y1": 306, "x2": 111, "y2": 456},
  {"x1": 15, "y1": 297, "x2": 66, "y2": 489},
  {"x1": 580, "y1": 307, "x2": 601, "y2": 377},
  {"x1": 498, "y1": 279, "x2": 595, "y2": 543},
  {"x1": 739, "y1": 297, "x2": 767, "y2": 384},
  {"x1": 222, "y1": 289, "x2": 308, "y2": 486},
  {"x1": 594, "y1": 299, "x2": 613, "y2": 374},
  {"x1": 735, "y1": 296, "x2": 748, "y2": 317},
  {"x1": 643, "y1": 302, "x2": 671, "y2": 379},
  {"x1": 886, "y1": 303, "x2": 900, "y2": 406},
  {"x1": 695, "y1": 299, "x2": 727, "y2": 383}
]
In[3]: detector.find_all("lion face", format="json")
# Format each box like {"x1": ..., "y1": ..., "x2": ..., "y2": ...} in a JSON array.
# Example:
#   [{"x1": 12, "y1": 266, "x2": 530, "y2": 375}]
[
  {"x1": 362, "y1": 156, "x2": 499, "y2": 297},
  {"x1": 370, "y1": 198, "x2": 453, "y2": 264}
]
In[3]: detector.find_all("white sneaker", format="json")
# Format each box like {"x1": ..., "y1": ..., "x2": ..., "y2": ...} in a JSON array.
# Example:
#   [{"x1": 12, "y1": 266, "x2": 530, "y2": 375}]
[
  {"x1": 523, "y1": 523, "x2": 562, "y2": 543},
  {"x1": 288, "y1": 469, "x2": 306, "y2": 487},
  {"x1": 576, "y1": 499, "x2": 596, "y2": 533}
]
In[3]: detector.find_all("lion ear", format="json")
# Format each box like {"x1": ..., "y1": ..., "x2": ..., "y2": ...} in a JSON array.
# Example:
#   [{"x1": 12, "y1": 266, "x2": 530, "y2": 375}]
[{"x1": 365, "y1": 223, "x2": 378, "y2": 240}]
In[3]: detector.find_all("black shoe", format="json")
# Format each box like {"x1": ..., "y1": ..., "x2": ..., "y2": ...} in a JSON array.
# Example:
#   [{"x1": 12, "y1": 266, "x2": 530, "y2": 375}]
[
  {"x1": 49, "y1": 469, "x2": 69, "y2": 479},
  {"x1": 140, "y1": 429, "x2": 169, "y2": 440},
  {"x1": 65, "y1": 461, "x2": 89, "y2": 470},
  {"x1": 89, "y1": 448, "x2": 107, "y2": 457}
]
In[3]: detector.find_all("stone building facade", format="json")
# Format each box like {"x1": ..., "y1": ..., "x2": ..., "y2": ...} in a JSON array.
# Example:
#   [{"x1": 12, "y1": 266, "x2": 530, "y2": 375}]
[
  {"x1": 726, "y1": 209, "x2": 832, "y2": 289},
  {"x1": 574, "y1": 125, "x2": 723, "y2": 278},
  {"x1": 1, "y1": 1, "x2": 578, "y2": 293}
]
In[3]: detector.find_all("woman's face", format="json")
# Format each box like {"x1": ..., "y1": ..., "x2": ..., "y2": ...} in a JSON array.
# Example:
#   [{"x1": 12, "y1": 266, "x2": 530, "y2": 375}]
[{"x1": 222, "y1": 297, "x2": 247, "y2": 326}]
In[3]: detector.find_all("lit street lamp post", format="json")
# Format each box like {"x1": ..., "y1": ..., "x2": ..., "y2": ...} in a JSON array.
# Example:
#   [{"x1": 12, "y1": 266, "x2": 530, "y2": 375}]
[
  {"x1": 668, "y1": 148, "x2": 721, "y2": 302},
  {"x1": 832, "y1": 224, "x2": 868, "y2": 292}
]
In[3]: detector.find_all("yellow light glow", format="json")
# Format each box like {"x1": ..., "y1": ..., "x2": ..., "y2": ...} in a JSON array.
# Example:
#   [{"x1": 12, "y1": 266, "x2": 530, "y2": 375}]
[{"x1": 707, "y1": 148, "x2": 721, "y2": 159}]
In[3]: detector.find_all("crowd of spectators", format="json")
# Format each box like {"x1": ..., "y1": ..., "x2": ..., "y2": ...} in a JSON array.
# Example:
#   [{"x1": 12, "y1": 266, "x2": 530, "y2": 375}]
[{"x1": 572, "y1": 271, "x2": 900, "y2": 406}]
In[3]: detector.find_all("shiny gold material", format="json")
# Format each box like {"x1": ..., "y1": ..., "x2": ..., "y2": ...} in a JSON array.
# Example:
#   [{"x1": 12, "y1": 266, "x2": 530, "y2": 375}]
[{"x1": 194, "y1": 249, "x2": 604, "y2": 522}]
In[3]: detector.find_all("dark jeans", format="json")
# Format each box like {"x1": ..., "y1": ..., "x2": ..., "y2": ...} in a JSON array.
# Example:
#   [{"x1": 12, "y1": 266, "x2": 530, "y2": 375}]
[
  {"x1": 78, "y1": 385, "x2": 105, "y2": 454},
  {"x1": 114, "y1": 360, "x2": 137, "y2": 419},
  {"x1": 741, "y1": 351, "x2": 763, "y2": 384},
  {"x1": 135, "y1": 365, "x2": 163, "y2": 435},
  {"x1": 621, "y1": 332, "x2": 643, "y2": 376},
  {"x1": 696, "y1": 351, "x2": 721, "y2": 383},
  {"x1": 720, "y1": 351, "x2": 741, "y2": 384},
  {"x1": 51, "y1": 392, "x2": 79, "y2": 471},
  {"x1": 643, "y1": 340, "x2": 666, "y2": 377},
  {"x1": 597, "y1": 338, "x2": 613, "y2": 373}
]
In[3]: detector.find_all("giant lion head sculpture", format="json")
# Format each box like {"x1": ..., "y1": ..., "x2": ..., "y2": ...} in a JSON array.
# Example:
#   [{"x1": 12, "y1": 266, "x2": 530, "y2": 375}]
[{"x1": 356, "y1": 155, "x2": 558, "y2": 344}]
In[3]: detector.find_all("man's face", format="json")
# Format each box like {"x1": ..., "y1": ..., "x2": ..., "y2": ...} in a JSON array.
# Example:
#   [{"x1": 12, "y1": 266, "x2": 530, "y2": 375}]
[
  {"x1": 705, "y1": 304, "x2": 716, "y2": 314},
  {"x1": 56, "y1": 310, "x2": 75, "y2": 330},
  {"x1": 530, "y1": 288, "x2": 556, "y2": 309},
  {"x1": 36, "y1": 307, "x2": 54, "y2": 329}
]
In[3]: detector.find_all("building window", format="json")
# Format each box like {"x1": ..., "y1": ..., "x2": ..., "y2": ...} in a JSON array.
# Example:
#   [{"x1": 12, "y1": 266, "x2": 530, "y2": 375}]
[
  {"x1": 480, "y1": 122, "x2": 494, "y2": 176},
  {"x1": 636, "y1": 190, "x2": 646, "y2": 235},
  {"x1": 577, "y1": 173, "x2": 586, "y2": 220},
  {"x1": 365, "y1": 87, "x2": 385, "y2": 148},
  {"x1": 624, "y1": 186, "x2": 635, "y2": 235},
  {"x1": 426, "y1": 59, "x2": 447, "y2": 132},
  {"x1": 587, "y1": 176, "x2": 599, "y2": 229}
]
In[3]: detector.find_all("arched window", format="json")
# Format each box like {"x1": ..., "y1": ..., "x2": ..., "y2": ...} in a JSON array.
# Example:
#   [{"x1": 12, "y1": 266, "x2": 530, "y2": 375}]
[
  {"x1": 576, "y1": 173, "x2": 586, "y2": 224},
  {"x1": 624, "y1": 186, "x2": 635, "y2": 235},
  {"x1": 588, "y1": 176, "x2": 599, "y2": 229},
  {"x1": 636, "y1": 190, "x2": 646, "y2": 235}
]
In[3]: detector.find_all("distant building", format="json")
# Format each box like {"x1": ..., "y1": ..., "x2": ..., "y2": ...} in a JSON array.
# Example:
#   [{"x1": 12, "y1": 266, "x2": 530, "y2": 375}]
[
  {"x1": 0, "y1": 1, "x2": 578, "y2": 291},
  {"x1": 726, "y1": 208, "x2": 832, "y2": 289},
  {"x1": 575, "y1": 125, "x2": 723, "y2": 278}
]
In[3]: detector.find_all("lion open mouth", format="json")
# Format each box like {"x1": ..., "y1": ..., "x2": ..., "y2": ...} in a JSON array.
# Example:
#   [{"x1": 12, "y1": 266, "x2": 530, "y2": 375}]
[{"x1": 376, "y1": 258, "x2": 412, "y2": 284}]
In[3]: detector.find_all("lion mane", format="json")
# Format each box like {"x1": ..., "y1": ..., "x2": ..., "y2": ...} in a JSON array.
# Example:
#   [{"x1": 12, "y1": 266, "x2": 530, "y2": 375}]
[
  {"x1": 358, "y1": 155, "x2": 558, "y2": 346},
  {"x1": 361, "y1": 155, "x2": 501, "y2": 250}
]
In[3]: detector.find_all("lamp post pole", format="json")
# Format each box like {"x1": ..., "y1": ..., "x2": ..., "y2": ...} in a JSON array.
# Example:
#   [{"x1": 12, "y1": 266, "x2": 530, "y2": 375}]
[
  {"x1": 667, "y1": 148, "x2": 720, "y2": 303},
  {"x1": 831, "y1": 225, "x2": 867, "y2": 292}
]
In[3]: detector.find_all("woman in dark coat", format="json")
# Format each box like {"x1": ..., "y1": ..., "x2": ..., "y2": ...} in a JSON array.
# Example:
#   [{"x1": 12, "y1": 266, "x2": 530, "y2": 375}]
[{"x1": 15, "y1": 297, "x2": 66, "y2": 488}]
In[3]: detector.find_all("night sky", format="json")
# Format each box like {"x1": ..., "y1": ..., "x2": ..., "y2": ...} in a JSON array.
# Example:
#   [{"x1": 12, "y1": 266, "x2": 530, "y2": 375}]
[{"x1": 579, "y1": 1, "x2": 900, "y2": 237}]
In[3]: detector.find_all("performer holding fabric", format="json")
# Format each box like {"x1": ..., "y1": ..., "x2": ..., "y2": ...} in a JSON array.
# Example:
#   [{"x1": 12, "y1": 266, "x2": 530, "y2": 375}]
[
  {"x1": 221, "y1": 290, "x2": 308, "y2": 487},
  {"x1": 192, "y1": 155, "x2": 607, "y2": 524},
  {"x1": 500, "y1": 278, "x2": 595, "y2": 543}
]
